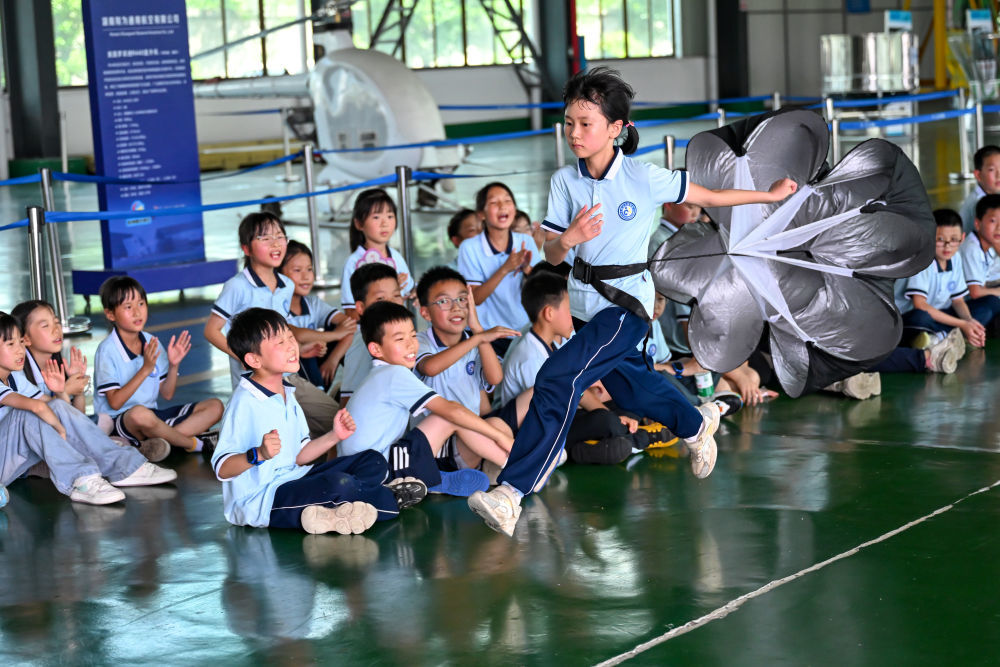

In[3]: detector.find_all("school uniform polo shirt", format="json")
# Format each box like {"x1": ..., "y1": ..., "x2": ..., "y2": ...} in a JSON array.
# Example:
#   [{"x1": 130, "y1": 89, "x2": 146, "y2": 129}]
[
  {"x1": 288, "y1": 294, "x2": 340, "y2": 330},
  {"x1": 212, "y1": 376, "x2": 311, "y2": 528},
  {"x1": 0, "y1": 371, "x2": 43, "y2": 420},
  {"x1": 415, "y1": 328, "x2": 491, "y2": 413},
  {"x1": 498, "y1": 330, "x2": 554, "y2": 406},
  {"x1": 93, "y1": 328, "x2": 168, "y2": 417},
  {"x1": 457, "y1": 231, "x2": 541, "y2": 330},
  {"x1": 541, "y1": 148, "x2": 689, "y2": 322},
  {"x1": 648, "y1": 218, "x2": 679, "y2": 260},
  {"x1": 339, "y1": 360, "x2": 437, "y2": 459},
  {"x1": 638, "y1": 319, "x2": 671, "y2": 364},
  {"x1": 339, "y1": 325, "x2": 372, "y2": 400},
  {"x1": 959, "y1": 232, "x2": 1000, "y2": 287},
  {"x1": 959, "y1": 184, "x2": 986, "y2": 235},
  {"x1": 339, "y1": 246, "x2": 414, "y2": 309},
  {"x1": 897, "y1": 255, "x2": 970, "y2": 313}
]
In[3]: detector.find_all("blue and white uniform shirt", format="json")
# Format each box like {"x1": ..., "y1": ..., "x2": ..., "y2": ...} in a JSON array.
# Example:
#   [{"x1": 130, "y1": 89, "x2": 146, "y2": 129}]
[
  {"x1": 415, "y1": 329, "x2": 491, "y2": 413},
  {"x1": 288, "y1": 294, "x2": 340, "y2": 330},
  {"x1": 541, "y1": 148, "x2": 689, "y2": 321},
  {"x1": 340, "y1": 246, "x2": 414, "y2": 309},
  {"x1": 897, "y1": 255, "x2": 970, "y2": 313},
  {"x1": 93, "y1": 328, "x2": 168, "y2": 417},
  {"x1": 959, "y1": 184, "x2": 986, "y2": 235},
  {"x1": 339, "y1": 325, "x2": 372, "y2": 401},
  {"x1": 0, "y1": 371, "x2": 44, "y2": 421},
  {"x1": 638, "y1": 319, "x2": 671, "y2": 364},
  {"x1": 499, "y1": 330, "x2": 554, "y2": 406},
  {"x1": 339, "y1": 361, "x2": 437, "y2": 459},
  {"x1": 212, "y1": 266, "x2": 295, "y2": 387},
  {"x1": 457, "y1": 231, "x2": 542, "y2": 330},
  {"x1": 959, "y1": 232, "x2": 1000, "y2": 287},
  {"x1": 212, "y1": 377, "x2": 311, "y2": 528}
]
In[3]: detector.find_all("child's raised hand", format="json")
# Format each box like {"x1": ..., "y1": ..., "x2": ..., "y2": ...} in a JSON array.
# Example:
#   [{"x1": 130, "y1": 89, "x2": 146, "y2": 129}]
[
  {"x1": 166, "y1": 331, "x2": 191, "y2": 366},
  {"x1": 333, "y1": 408, "x2": 356, "y2": 441},
  {"x1": 397, "y1": 272, "x2": 410, "y2": 289},
  {"x1": 64, "y1": 372, "x2": 90, "y2": 396},
  {"x1": 563, "y1": 204, "x2": 604, "y2": 249},
  {"x1": 42, "y1": 359, "x2": 67, "y2": 394},
  {"x1": 465, "y1": 284, "x2": 483, "y2": 332},
  {"x1": 768, "y1": 178, "x2": 797, "y2": 202},
  {"x1": 618, "y1": 415, "x2": 639, "y2": 433},
  {"x1": 503, "y1": 242, "x2": 533, "y2": 275},
  {"x1": 67, "y1": 347, "x2": 87, "y2": 377},
  {"x1": 299, "y1": 341, "x2": 325, "y2": 358},
  {"x1": 141, "y1": 337, "x2": 160, "y2": 371},
  {"x1": 260, "y1": 429, "x2": 281, "y2": 460},
  {"x1": 479, "y1": 325, "x2": 521, "y2": 343}
]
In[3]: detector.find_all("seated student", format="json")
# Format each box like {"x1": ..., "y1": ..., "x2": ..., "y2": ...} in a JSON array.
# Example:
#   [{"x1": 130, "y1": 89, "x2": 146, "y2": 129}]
[
  {"x1": 94, "y1": 277, "x2": 224, "y2": 462},
  {"x1": 0, "y1": 312, "x2": 176, "y2": 506},
  {"x1": 512, "y1": 209, "x2": 546, "y2": 252},
  {"x1": 204, "y1": 211, "x2": 295, "y2": 388},
  {"x1": 896, "y1": 209, "x2": 989, "y2": 348},
  {"x1": 458, "y1": 182, "x2": 542, "y2": 356},
  {"x1": 339, "y1": 263, "x2": 404, "y2": 406},
  {"x1": 414, "y1": 267, "x2": 531, "y2": 468},
  {"x1": 281, "y1": 240, "x2": 356, "y2": 389},
  {"x1": 500, "y1": 270, "x2": 675, "y2": 464},
  {"x1": 959, "y1": 146, "x2": 1000, "y2": 234},
  {"x1": 212, "y1": 308, "x2": 426, "y2": 535},
  {"x1": 447, "y1": 208, "x2": 482, "y2": 250},
  {"x1": 12, "y1": 300, "x2": 91, "y2": 418},
  {"x1": 959, "y1": 194, "x2": 1000, "y2": 336},
  {"x1": 339, "y1": 302, "x2": 508, "y2": 495}
]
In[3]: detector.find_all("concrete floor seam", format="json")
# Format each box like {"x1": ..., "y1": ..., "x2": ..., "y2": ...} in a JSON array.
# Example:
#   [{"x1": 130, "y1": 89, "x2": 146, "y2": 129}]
[{"x1": 593, "y1": 477, "x2": 1000, "y2": 666}]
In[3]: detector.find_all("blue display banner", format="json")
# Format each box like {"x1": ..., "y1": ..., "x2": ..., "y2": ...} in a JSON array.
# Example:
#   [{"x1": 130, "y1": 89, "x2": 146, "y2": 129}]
[{"x1": 82, "y1": 0, "x2": 205, "y2": 271}]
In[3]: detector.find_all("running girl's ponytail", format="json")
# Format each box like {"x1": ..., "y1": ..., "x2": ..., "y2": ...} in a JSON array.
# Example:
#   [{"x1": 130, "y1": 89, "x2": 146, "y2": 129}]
[{"x1": 562, "y1": 66, "x2": 639, "y2": 155}]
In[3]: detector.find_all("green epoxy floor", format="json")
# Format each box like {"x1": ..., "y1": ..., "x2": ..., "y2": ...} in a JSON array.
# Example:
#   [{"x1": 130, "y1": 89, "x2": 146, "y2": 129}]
[{"x1": 2, "y1": 106, "x2": 1000, "y2": 664}]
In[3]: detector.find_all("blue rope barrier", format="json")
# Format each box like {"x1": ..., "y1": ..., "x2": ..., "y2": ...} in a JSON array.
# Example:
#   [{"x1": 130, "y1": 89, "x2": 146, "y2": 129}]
[
  {"x1": 49, "y1": 151, "x2": 303, "y2": 187},
  {"x1": 0, "y1": 174, "x2": 42, "y2": 187},
  {"x1": 0, "y1": 218, "x2": 27, "y2": 232},
  {"x1": 204, "y1": 108, "x2": 286, "y2": 116},
  {"x1": 812, "y1": 89, "x2": 960, "y2": 110},
  {"x1": 438, "y1": 95, "x2": 772, "y2": 112},
  {"x1": 316, "y1": 127, "x2": 552, "y2": 154},
  {"x1": 838, "y1": 107, "x2": 973, "y2": 131},
  {"x1": 632, "y1": 138, "x2": 691, "y2": 157}
]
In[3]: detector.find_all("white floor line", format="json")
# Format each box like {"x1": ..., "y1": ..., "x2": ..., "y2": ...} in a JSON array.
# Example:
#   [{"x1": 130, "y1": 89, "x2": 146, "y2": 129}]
[{"x1": 595, "y1": 478, "x2": 1000, "y2": 667}]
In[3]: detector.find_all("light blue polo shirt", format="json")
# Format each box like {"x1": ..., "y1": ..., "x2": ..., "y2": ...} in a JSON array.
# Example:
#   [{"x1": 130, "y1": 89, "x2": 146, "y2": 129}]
[
  {"x1": 339, "y1": 360, "x2": 437, "y2": 459},
  {"x1": 457, "y1": 231, "x2": 541, "y2": 331},
  {"x1": 638, "y1": 319, "x2": 671, "y2": 364},
  {"x1": 339, "y1": 325, "x2": 372, "y2": 400},
  {"x1": 213, "y1": 266, "x2": 295, "y2": 387},
  {"x1": 541, "y1": 148, "x2": 689, "y2": 322},
  {"x1": 415, "y1": 328, "x2": 491, "y2": 413},
  {"x1": 959, "y1": 232, "x2": 1000, "y2": 287},
  {"x1": 498, "y1": 329, "x2": 554, "y2": 406},
  {"x1": 0, "y1": 371, "x2": 44, "y2": 421},
  {"x1": 340, "y1": 246, "x2": 414, "y2": 309},
  {"x1": 959, "y1": 184, "x2": 986, "y2": 235},
  {"x1": 897, "y1": 255, "x2": 970, "y2": 313},
  {"x1": 288, "y1": 294, "x2": 340, "y2": 330},
  {"x1": 93, "y1": 328, "x2": 168, "y2": 417},
  {"x1": 212, "y1": 376, "x2": 311, "y2": 528}
]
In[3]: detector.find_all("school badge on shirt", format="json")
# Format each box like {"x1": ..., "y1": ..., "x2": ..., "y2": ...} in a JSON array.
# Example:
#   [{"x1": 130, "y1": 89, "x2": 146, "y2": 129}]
[{"x1": 618, "y1": 201, "x2": 637, "y2": 221}]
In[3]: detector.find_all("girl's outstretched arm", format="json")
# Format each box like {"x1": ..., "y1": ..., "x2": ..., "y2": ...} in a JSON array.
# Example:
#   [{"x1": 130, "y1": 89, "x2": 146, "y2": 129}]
[{"x1": 686, "y1": 178, "x2": 797, "y2": 209}]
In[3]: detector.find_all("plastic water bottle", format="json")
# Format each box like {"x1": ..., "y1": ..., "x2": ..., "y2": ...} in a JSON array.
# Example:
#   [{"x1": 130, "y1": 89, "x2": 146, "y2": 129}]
[{"x1": 694, "y1": 371, "x2": 714, "y2": 403}]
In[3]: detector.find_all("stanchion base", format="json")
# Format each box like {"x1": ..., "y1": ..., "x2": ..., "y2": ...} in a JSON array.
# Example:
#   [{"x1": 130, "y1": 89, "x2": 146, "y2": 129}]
[
  {"x1": 949, "y1": 172, "x2": 975, "y2": 182},
  {"x1": 62, "y1": 317, "x2": 93, "y2": 337},
  {"x1": 311, "y1": 278, "x2": 342, "y2": 291},
  {"x1": 276, "y1": 174, "x2": 302, "y2": 183}
]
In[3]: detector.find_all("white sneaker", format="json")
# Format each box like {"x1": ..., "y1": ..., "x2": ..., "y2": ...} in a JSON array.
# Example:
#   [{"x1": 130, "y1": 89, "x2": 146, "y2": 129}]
[
  {"x1": 926, "y1": 335, "x2": 958, "y2": 374},
  {"x1": 945, "y1": 327, "x2": 966, "y2": 361},
  {"x1": 300, "y1": 501, "x2": 377, "y2": 535},
  {"x1": 111, "y1": 462, "x2": 177, "y2": 487},
  {"x1": 826, "y1": 372, "x2": 881, "y2": 400},
  {"x1": 685, "y1": 402, "x2": 720, "y2": 479},
  {"x1": 70, "y1": 474, "x2": 125, "y2": 505},
  {"x1": 468, "y1": 484, "x2": 523, "y2": 537},
  {"x1": 138, "y1": 438, "x2": 171, "y2": 463}
]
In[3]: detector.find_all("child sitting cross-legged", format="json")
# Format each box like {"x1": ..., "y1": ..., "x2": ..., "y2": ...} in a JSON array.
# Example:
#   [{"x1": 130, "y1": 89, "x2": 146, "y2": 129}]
[
  {"x1": 414, "y1": 266, "x2": 532, "y2": 475},
  {"x1": 94, "y1": 277, "x2": 224, "y2": 462},
  {"x1": 500, "y1": 270, "x2": 676, "y2": 465},
  {"x1": 0, "y1": 312, "x2": 176, "y2": 506},
  {"x1": 338, "y1": 301, "x2": 507, "y2": 496},
  {"x1": 211, "y1": 308, "x2": 426, "y2": 534}
]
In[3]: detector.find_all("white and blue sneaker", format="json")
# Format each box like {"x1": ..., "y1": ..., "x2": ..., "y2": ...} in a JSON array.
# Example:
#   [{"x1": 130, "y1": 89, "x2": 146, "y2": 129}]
[{"x1": 428, "y1": 469, "x2": 490, "y2": 496}]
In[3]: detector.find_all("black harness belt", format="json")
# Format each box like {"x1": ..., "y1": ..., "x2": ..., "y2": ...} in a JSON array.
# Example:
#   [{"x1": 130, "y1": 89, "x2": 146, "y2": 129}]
[{"x1": 571, "y1": 256, "x2": 652, "y2": 322}]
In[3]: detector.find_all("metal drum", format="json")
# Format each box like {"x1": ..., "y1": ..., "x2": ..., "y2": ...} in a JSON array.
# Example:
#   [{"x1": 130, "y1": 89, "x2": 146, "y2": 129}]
[{"x1": 821, "y1": 32, "x2": 919, "y2": 95}]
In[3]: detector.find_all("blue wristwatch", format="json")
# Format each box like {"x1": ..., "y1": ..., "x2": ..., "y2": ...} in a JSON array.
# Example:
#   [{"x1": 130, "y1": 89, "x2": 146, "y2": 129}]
[
  {"x1": 245, "y1": 447, "x2": 263, "y2": 466},
  {"x1": 671, "y1": 361, "x2": 685, "y2": 378}
]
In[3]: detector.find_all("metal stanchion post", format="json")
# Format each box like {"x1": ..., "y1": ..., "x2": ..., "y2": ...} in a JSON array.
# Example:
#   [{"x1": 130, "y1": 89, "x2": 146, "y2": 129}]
[
  {"x1": 824, "y1": 97, "x2": 835, "y2": 122},
  {"x1": 554, "y1": 122, "x2": 565, "y2": 167},
  {"x1": 302, "y1": 143, "x2": 330, "y2": 289},
  {"x1": 831, "y1": 118, "x2": 842, "y2": 164},
  {"x1": 395, "y1": 165, "x2": 414, "y2": 273},
  {"x1": 278, "y1": 108, "x2": 301, "y2": 183},
  {"x1": 976, "y1": 101, "x2": 985, "y2": 150},
  {"x1": 952, "y1": 89, "x2": 973, "y2": 181},
  {"x1": 27, "y1": 207, "x2": 45, "y2": 301},
  {"x1": 664, "y1": 135, "x2": 676, "y2": 170},
  {"x1": 39, "y1": 169, "x2": 90, "y2": 334},
  {"x1": 59, "y1": 111, "x2": 69, "y2": 174},
  {"x1": 772, "y1": 91, "x2": 782, "y2": 111},
  {"x1": 716, "y1": 108, "x2": 727, "y2": 128}
]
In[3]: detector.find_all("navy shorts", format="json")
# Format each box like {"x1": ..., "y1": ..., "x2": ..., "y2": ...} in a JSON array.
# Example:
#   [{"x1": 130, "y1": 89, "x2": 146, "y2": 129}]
[
  {"x1": 485, "y1": 398, "x2": 520, "y2": 437},
  {"x1": 386, "y1": 427, "x2": 442, "y2": 487},
  {"x1": 112, "y1": 403, "x2": 195, "y2": 447}
]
